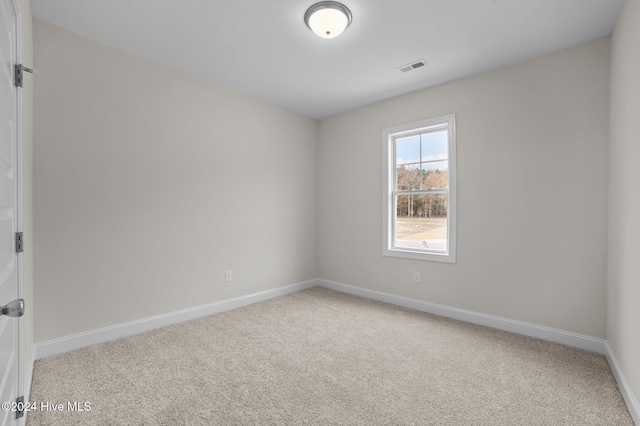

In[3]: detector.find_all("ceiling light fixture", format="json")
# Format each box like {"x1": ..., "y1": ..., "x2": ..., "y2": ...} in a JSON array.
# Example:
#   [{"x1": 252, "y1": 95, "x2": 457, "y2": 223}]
[{"x1": 304, "y1": 1, "x2": 352, "y2": 39}]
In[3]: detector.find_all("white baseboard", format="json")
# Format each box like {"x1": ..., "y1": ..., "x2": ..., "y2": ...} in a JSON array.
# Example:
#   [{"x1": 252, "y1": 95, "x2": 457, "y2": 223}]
[
  {"x1": 34, "y1": 279, "x2": 317, "y2": 360},
  {"x1": 604, "y1": 342, "x2": 640, "y2": 425},
  {"x1": 317, "y1": 279, "x2": 607, "y2": 354}
]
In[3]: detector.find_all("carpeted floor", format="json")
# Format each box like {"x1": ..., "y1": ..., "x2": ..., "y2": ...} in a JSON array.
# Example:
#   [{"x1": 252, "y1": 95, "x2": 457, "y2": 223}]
[{"x1": 28, "y1": 287, "x2": 633, "y2": 425}]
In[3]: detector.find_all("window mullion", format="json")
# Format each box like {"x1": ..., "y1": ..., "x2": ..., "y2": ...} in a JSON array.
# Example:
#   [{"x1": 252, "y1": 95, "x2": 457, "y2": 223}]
[
  {"x1": 395, "y1": 189, "x2": 448, "y2": 196},
  {"x1": 419, "y1": 133, "x2": 423, "y2": 191}
]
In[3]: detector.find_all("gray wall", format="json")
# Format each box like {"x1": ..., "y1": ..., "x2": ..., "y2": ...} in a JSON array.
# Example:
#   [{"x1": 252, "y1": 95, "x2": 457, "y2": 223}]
[
  {"x1": 34, "y1": 18, "x2": 613, "y2": 346},
  {"x1": 318, "y1": 38, "x2": 610, "y2": 339},
  {"x1": 608, "y1": 0, "x2": 640, "y2": 406},
  {"x1": 33, "y1": 19, "x2": 318, "y2": 343}
]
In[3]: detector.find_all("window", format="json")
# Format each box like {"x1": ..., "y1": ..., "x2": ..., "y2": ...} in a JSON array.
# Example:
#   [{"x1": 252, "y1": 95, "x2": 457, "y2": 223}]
[{"x1": 382, "y1": 114, "x2": 456, "y2": 263}]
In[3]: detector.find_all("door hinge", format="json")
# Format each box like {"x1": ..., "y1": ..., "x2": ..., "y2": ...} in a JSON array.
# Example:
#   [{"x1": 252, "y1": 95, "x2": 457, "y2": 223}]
[
  {"x1": 14, "y1": 64, "x2": 22, "y2": 87},
  {"x1": 15, "y1": 396, "x2": 24, "y2": 419},
  {"x1": 15, "y1": 232, "x2": 23, "y2": 253},
  {"x1": 14, "y1": 64, "x2": 36, "y2": 87}
]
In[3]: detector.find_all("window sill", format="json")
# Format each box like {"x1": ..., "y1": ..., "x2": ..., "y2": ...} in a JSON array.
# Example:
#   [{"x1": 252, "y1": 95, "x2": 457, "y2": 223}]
[{"x1": 382, "y1": 247, "x2": 456, "y2": 264}]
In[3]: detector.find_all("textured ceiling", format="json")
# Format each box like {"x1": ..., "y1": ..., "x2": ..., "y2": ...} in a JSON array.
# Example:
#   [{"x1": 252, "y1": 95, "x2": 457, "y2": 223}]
[{"x1": 31, "y1": 0, "x2": 622, "y2": 119}]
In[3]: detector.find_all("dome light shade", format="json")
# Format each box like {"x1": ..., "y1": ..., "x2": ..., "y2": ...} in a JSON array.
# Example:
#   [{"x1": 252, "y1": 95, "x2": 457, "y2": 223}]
[{"x1": 304, "y1": 2, "x2": 352, "y2": 39}]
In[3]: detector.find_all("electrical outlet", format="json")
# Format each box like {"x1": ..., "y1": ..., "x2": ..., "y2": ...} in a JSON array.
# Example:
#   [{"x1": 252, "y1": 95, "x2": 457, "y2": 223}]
[
  {"x1": 413, "y1": 271, "x2": 421, "y2": 282},
  {"x1": 225, "y1": 270, "x2": 232, "y2": 282}
]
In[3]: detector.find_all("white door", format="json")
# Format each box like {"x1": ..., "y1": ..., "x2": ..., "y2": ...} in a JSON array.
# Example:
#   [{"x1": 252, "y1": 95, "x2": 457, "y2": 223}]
[{"x1": 0, "y1": 0, "x2": 22, "y2": 425}]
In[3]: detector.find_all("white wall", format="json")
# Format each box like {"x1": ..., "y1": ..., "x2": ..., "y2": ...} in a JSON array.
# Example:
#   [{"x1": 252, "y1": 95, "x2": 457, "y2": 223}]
[
  {"x1": 33, "y1": 19, "x2": 318, "y2": 343},
  {"x1": 318, "y1": 38, "x2": 610, "y2": 338},
  {"x1": 608, "y1": 0, "x2": 640, "y2": 406}
]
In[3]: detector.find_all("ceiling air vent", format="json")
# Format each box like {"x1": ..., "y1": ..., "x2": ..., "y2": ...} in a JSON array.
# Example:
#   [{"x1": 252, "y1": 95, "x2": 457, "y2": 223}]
[{"x1": 397, "y1": 59, "x2": 427, "y2": 73}]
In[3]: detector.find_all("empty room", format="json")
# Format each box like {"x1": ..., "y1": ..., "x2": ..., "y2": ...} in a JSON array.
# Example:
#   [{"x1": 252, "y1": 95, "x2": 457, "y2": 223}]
[{"x1": 0, "y1": 0, "x2": 638, "y2": 425}]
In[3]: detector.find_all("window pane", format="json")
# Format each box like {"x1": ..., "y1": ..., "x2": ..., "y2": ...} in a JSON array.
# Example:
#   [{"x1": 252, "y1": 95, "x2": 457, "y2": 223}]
[
  {"x1": 395, "y1": 135, "x2": 420, "y2": 165},
  {"x1": 422, "y1": 161, "x2": 448, "y2": 189},
  {"x1": 396, "y1": 164, "x2": 421, "y2": 190},
  {"x1": 395, "y1": 194, "x2": 448, "y2": 252},
  {"x1": 421, "y1": 130, "x2": 448, "y2": 162}
]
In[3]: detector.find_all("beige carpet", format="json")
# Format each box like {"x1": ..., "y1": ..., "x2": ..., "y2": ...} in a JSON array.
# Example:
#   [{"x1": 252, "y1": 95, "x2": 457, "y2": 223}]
[{"x1": 28, "y1": 287, "x2": 633, "y2": 425}]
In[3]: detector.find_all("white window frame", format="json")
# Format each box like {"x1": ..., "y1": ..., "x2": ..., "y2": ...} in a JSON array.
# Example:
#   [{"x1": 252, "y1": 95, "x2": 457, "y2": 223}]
[{"x1": 382, "y1": 114, "x2": 457, "y2": 263}]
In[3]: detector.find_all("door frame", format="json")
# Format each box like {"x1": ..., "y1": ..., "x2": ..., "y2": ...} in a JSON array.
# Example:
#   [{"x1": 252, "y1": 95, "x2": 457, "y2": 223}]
[{"x1": 11, "y1": 0, "x2": 25, "y2": 424}]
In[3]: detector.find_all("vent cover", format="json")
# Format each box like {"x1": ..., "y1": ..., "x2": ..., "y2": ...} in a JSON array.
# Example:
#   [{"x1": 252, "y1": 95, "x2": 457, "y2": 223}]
[{"x1": 397, "y1": 59, "x2": 427, "y2": 73}]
